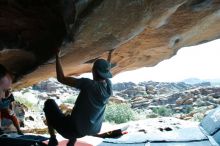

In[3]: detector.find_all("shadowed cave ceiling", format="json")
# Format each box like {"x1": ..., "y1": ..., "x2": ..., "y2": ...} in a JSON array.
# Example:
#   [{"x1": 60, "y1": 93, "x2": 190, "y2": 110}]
[{"x1": 0, "y1": 0, "x2": 220, "y2": 89}]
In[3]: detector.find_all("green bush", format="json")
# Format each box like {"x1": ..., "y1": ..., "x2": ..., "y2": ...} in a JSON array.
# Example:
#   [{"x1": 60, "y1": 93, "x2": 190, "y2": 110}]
[
  {"x1": 152, "y1": 106, "x2": 173, "y2": 117},
  {"x1": 185, "y1": 106, "x2": 193, "y2": 114},
  {"x1": 63, "y1": 95, "x2": 77, "y2": 104},
  {"x1": 146, "y1": 113, "x2": 158, "y2": 118},
  {"x1": 192, "y1": 113, "x2": 204, "y2": 122},
  {"x1": 104, "y1": 103, "x2": 135, "y2": 124},
  {"x1": 16, "y1": 97, "x2": 39, "y2": 111}
]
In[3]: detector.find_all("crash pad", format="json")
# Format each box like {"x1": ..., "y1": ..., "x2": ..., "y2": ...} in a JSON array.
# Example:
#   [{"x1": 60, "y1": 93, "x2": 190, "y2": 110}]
[
  {"x1": 149, "y1": 140, "x2": 213, "y2": 146},
  {"x1": 200, "y1": 106, "x2": 220, "y2": 135},
  {"x1": 0, "y1": 134, "x2": 48, "y2": 146},
  {"x1": 103, "y1": 127, "x2": 207, "y2": 144},
  {"x1": 212, "y1": 130, "x2": 220, "y2": 145}
]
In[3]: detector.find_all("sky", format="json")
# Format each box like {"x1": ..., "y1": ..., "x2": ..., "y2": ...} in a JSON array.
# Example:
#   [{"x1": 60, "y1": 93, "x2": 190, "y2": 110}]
[{"x1": 81, "y1": 39, "x2": 220, "y2": 83}]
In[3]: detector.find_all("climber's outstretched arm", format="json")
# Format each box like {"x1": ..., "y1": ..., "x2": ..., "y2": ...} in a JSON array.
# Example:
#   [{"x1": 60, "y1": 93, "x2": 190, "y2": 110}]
[
  {"x1": 107, "y1": 49, "x2": 114, "y2": 63},
  {"x1": 56, "y1": 51, "x2": 78, "y2": 87}
]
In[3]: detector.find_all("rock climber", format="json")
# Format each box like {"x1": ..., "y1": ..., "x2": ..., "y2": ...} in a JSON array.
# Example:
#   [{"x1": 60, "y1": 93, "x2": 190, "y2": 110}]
[{"x1": 44, "y1": 50, "x2": 113, "y2": 146}]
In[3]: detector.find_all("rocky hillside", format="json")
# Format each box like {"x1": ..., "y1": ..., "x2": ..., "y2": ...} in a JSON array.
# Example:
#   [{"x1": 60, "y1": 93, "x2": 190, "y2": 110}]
[
  {"x1": 113, "y1": 81, "x2": 211, "y2": 98},
  {"x1": 2, "y1": 78, "x2": 220, "y2": 134},
  {"x1": 113, "y1": 81, "x2": 219, "y2": 121}
]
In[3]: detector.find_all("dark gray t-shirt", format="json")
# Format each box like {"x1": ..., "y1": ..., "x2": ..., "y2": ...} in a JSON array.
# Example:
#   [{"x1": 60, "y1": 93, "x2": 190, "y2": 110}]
[{"x1": 71, "y1": 78, "x2": 112, "y2": 136}]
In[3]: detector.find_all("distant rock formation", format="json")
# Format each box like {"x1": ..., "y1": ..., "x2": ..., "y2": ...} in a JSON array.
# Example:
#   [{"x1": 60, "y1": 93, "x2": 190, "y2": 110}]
[{"x1": 120, "y1": 81, "x2": 219, "y2": 120}]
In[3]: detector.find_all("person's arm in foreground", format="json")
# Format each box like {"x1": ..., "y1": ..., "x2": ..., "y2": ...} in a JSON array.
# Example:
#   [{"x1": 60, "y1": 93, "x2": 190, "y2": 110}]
[{"x1": 56, "y1": 50, "x2": 78, "y2": 88}]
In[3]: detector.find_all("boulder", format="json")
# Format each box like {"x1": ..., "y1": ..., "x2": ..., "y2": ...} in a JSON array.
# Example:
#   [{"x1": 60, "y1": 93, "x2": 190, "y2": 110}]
[
  {"x1": 184, "y1": 98, "x2": 194, "y2": 105},
  {"x1": 109, "y1": 96, "x2": 127, "y2": 104},
  {"x1": 146, "y1": 85, "x2": 157, "y2": 95},
  {"x1": 113, "y1": 82, "x2": 137, "y2": 91},
  {"x1": 176, "y1": 98, "x2": 185, "y2": 105}
]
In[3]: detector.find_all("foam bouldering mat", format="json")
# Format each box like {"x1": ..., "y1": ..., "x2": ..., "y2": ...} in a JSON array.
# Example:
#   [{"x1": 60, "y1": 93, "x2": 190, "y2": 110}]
[
  {"x1": 149, "y1": 140, "x2": 213, "y2": 146},
  {"x1": 102, "y1": 127, "x2": 207, "y2": 144},
  {"x1": 212, "y1": 129, "x2": 220, "y2": 145},
  {"x1": 96, "y1": 141, "x2": 212, "y2": 146},
  {"x1": 200, "y1": 106, "x2": 220, "y2": 136},
  {"x1": 199, "y1": 106, "x2": 220, "y2": 145},
  {"x1": 0, "y1": 134, "x2": 48, "y2": 146}
]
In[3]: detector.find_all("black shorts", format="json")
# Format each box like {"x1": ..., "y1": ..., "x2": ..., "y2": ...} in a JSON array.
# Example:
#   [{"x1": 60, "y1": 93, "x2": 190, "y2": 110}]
[{"x1": 43, "y1": 99, "x2": 79, "y2": 139}]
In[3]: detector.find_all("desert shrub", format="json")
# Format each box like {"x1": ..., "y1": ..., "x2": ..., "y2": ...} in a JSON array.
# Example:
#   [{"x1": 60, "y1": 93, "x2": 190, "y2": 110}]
[
  {"x1": 184, "y1": 106, "x2": 193, "y2": 114},
  {"x1": 146, "y1": 113, "x2": 158, "y2": 118},
  {"x1": 192, "y1": 113, "x2": 204, "y2": 122},
  {"x1": 152, "y1": 106, "x2": 173, "y2": 117},
  {"x1": 16, "y1": 97, "x2": 39, "y2": 111},
  {"x1": 104, "y1": 103, "x2": 135, "y2": 124},
  {"x1": 63, "y1": 95, "x2": 77, "y2": 104}
]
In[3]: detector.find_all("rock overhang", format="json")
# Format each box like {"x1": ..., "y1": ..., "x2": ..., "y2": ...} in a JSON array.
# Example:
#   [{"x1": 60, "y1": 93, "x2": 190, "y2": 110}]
[{"x1": 0, "y1": 0, "x2": 220, "y2": 89}]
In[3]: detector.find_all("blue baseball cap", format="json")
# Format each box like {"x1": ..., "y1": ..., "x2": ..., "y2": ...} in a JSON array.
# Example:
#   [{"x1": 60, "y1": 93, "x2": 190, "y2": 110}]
[{"x1": 93, "y1": 59, "x2": 112, "y2": 79}]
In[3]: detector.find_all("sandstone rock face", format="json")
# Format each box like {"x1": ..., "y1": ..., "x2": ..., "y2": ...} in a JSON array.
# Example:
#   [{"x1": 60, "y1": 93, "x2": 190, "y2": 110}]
[{"x1": 0, "y1": 0, "x2": 220, "y2": 88}]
